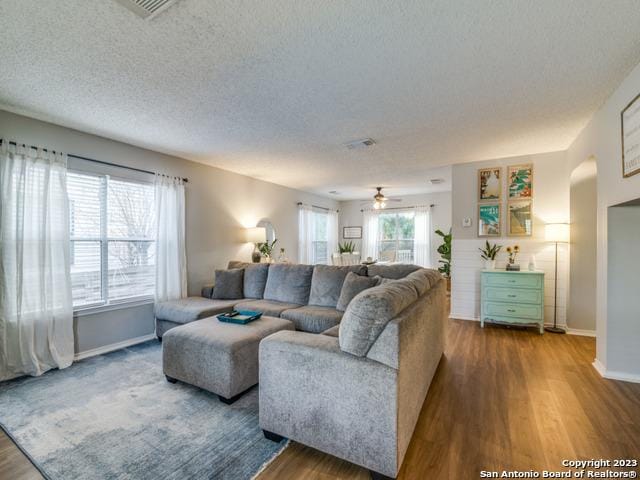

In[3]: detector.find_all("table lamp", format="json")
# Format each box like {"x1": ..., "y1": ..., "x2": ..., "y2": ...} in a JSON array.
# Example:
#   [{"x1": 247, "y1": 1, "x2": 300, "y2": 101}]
[{"x1": 245, "y1": 227, "x2": 266, "y2": 263}]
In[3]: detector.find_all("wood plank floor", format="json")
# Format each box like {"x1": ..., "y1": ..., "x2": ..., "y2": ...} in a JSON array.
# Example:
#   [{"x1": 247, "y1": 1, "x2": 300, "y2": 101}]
[
  {"x1": 258, "y1": 320, "x2": 640, "y2": 479},
  {"x1": 1, "y1": 319, "x2": 639, "y2": 480}
]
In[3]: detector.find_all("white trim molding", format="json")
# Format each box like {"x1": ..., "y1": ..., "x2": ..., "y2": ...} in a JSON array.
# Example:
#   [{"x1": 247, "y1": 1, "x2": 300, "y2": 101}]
[
  {"x1": 74, "y1": 333, "x2": 156, "y2": 361},
  {"x1": 592, "y1": 359, "x2": 640, "y2": 384}
]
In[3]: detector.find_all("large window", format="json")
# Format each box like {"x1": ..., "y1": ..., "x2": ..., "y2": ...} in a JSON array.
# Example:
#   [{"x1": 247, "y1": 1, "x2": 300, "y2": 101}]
[
  {"x1": 312, "y1": 210, "x2": 329, "y2": 264},
  {"x1": 378, "y1": 211, "x2": 415, "y2": 263},
  {"x1": 68, "y1": 171, "x2": 155, "y2": 308}
]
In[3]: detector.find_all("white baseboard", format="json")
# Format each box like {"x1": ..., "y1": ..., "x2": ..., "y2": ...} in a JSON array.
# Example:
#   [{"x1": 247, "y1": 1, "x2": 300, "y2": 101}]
[
  {"x1": 592, "y1": 359, "x2": 640, "y2": 384},
  {"x1": 74, "y1": 333, "x2": 157, "y2": 361},
  {"x1": 449, "y1": 314, "x2": 596, "y2": 337},
  {"x1": 565, "y1": 327, "x2": 596, "y2": 337},
  {"x1": 448, "y1": 313, "x2": 479, "y2": 321}
]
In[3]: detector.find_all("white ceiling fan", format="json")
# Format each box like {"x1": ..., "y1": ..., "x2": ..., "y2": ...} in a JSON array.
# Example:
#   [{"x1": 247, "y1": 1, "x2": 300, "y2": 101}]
[{"x1": 360, "y1": 187, "x2": 403, "y2": 210}]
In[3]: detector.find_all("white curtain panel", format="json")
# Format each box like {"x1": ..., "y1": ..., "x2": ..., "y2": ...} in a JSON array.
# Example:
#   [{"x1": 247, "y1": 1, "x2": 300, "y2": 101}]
[
  {"x1": 0, "y1": 142, "x2": 74, "y2": 381},
  {"x1": 361, "y1": 209, "x2": 380, "y2": 261},
  {"x1": 297, "y1": 203, "x2": 315, "y2": 264},
  {"x1": 327, "y1": 209, "x2": 339, "y2": 261},
  {"x1": 414, "y1": 206, "x2": 431, "y2": 267},
  {"x1": 155, "y1": 175, "x2": 187, "y2": 302}
]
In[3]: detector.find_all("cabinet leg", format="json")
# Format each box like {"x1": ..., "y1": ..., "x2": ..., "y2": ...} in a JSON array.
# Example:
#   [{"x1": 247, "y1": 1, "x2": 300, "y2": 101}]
[{"x1": 539, "y1": 323, "x2": 544, "y2": 335}]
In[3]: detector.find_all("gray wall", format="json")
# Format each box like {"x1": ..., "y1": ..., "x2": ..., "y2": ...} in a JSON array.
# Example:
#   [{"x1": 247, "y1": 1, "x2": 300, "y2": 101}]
[
  {"x1": 338, "y1": 191, "x2": 452, "y2": 268},
  {"x1": 566, "y1": 58, "x2": 640, "y2": 377},
  {"x1": 607, "y1": 205, "x2": 640, "y2": 374},
  {"x1": 1, "y1": 110, "x2": 337, "y2": 355},
  {"x1": 452, "y1": 151, "x2": 570, "y2": 241},
  {"x1": 568, "y1": 159, "x2": 597, "y2": 331}
]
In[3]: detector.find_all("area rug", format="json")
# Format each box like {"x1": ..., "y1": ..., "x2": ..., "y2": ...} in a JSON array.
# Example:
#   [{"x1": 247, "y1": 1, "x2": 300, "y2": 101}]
[{"x1": 0, "y1": 341, "x2": 287, "y2": 480}]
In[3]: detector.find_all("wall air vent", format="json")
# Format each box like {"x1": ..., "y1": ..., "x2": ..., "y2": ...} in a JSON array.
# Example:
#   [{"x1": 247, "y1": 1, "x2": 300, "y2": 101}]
[
  {"x1": 114, "y1": 0, "x2": 179, "y2": 19},
  {"x1": 344, "y1": 138, "x2": 376, "y2": 150}
]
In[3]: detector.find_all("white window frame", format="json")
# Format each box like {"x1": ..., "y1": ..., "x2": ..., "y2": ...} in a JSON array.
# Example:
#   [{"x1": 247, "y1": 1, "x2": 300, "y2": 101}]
[
  {"x1": 377, "y1": 211, "x2": 415, "y2": 263},
  {"x1": 69, "y1": 169, "x2": 155, "y2": 313}
]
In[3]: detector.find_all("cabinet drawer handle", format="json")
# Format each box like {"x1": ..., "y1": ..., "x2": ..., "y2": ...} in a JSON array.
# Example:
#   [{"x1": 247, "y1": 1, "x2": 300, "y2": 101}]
[
  {"x1": 508, "y1": 280, "x2": 516, "y2": 283},
  {"x1": 508, "y1": 294, "x2": 517, "y2": 298},
  {"x1": 507, "y1": 309, "x2": 516, "y2": 313}
]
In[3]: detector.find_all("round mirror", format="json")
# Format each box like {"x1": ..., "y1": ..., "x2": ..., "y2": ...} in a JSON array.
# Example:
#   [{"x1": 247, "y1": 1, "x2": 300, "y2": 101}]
[{"x1": 257, "y1": 218, "x2": 276, "y2": 244}]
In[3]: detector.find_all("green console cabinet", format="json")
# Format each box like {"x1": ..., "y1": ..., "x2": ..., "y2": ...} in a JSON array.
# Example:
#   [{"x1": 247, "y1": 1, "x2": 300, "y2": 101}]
[{"x1": 480, "y1": 270, "x2": 545, "y2": 334}]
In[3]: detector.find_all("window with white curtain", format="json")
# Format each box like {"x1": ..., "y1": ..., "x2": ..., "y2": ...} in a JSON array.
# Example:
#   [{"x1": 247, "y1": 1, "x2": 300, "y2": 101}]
[
  {"x1": 377, "y1": 211, "x2": 416, "y2": 263},
  {"x1": 68, "y1": 171, "x2": 155, "y2": 308},
  {"x1": 312, "y1": 211, "x2": 329, "y2": 264}
]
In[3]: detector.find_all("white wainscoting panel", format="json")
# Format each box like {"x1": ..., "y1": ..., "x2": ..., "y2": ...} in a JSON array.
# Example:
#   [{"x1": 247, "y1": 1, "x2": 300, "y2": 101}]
[{"x1": 451, "y1": 239, "x2": 569, "y2": 326}]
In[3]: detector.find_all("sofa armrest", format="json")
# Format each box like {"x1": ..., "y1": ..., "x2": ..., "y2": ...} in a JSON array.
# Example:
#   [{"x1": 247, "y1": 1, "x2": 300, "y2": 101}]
[
  {"x1": 201, "y1": 284, "x2": 214, "y2": 299},
  {"x1": 259, "y1": 330, "x2": 398, "y2": 477}
]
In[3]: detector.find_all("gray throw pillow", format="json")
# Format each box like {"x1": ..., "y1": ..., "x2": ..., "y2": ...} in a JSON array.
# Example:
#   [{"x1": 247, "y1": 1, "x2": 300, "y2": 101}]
[
  {"x1": 308, "y1": 264, "x2": 367, "y2": 308},
  {"x1": 336, "y1": 272, "x2": 381, "y2": 311},
  {"x1": 212, "y1": 268, "x2": 244, "y2": 299},
  {"x1": 243, "y1": 263, "x2": 270, "y2": 299}
]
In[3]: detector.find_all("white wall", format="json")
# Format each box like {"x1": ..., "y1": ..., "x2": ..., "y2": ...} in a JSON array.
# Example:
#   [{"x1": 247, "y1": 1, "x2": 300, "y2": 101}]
[
  {"x1": 569, "y1": 158, "x2": 597, "y2": 331},
  {"x1": 567, "y1": 60, "x2": 640, "y2": 381},
  {"x1": 0, "y1": 110, "x2": 337, "y2": 355},
  {"x1": 450, "y1": 151, "x2": 573, "y2": 329},
  {"x1": 338, "y1": 192, "x2": 452, "y2": 268}
]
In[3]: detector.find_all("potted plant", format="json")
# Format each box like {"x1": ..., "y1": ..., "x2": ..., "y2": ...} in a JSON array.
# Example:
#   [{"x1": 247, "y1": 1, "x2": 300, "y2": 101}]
[
  {"x1": 338, "y1": 241, "x2": 355, "y2": 254},
  {"x1": 435, "y1": 229, "x2": 452, "y2": 292},
  {"x1": 479, "y1": 241, "x2": 501, "y2": 270},
  {"x1": 257, "y1": 239, "x2": 278, "y2": 262}
]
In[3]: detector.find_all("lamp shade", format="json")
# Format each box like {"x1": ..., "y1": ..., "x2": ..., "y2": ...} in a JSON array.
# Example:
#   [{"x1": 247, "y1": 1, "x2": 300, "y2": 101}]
[
  {"x1": 245, "y1": 227, "x2": 266, "y2": 243},
  {"x1": 544, "y1": 223, "x2": 570, "y2": 243}
]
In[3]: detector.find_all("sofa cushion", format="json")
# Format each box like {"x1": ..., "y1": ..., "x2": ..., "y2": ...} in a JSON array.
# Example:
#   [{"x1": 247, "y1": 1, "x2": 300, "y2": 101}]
[
  {"x1": 321, "y1": 324, "x2": 340, "y2": 337},
  {"x1": 234, "y1": 299, "x2": 303, "y2": 317},
  {"x1": 281, "y1": 306, "x2": 343, "y2": 333},
  {"x1": 308, "y1": 265, "x2": 367, "y2": 308},
  {"x1": 263, "y1": 263, "x2": 314, "y2": 305},
  {"x1": 243, "y1": 263, "x2": 270, "y2": 299},
  {"x1": 212, "y1": 268, "x2": 244, "y2": 299},
  {"x1": 403, "y1": 268, "x2": 442, "y2": 296},
  {"x1": 366, "y1": 263, "x2": 422, "y2": 279},
  {"x1": 154, "y1": 297, "x2": 239, "y2": 324},
  {"x1": 336, "y1": 272, "x2": 381, "y2": 311},
  {"x1": 339, "y1": 279, "x2": 418, "y2": 357}
]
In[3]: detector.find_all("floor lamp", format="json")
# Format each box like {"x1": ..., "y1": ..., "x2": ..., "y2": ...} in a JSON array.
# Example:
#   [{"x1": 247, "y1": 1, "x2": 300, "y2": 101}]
[{"x1": 544, "y1": 223, "x2": 570, "y2": 334}]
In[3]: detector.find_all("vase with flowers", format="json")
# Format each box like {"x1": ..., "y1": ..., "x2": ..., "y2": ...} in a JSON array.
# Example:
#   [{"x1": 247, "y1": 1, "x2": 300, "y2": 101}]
[{"x1": 505, "y1": 244, "x2": 521, "y2": 271}]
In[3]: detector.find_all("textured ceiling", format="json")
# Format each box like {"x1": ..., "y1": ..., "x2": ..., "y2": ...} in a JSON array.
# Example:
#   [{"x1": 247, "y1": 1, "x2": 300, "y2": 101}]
[{"x1": 1, "y1": 1, "x2": 640, "y2": 199}]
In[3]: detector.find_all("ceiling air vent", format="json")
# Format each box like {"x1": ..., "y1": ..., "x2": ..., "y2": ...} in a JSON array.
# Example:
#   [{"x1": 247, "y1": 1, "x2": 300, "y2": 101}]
[
  {"x1": 344, "y1": 138, "x2": 375, "y2": 150},
  {"x1": 115, "y1": 0, "x2": 179, "y2": 19}
]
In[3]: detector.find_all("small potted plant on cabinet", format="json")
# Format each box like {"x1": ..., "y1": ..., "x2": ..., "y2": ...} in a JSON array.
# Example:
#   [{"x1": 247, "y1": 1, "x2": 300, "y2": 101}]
[{"x1": 479, "y1": 241, "x2": 501, "y2": 270}]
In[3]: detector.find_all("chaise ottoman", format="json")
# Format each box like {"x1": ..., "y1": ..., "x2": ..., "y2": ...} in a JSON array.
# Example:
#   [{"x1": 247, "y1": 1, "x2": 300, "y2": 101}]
[{"x1": 162, "y1": 315, "x2": 294, "y2": 403}]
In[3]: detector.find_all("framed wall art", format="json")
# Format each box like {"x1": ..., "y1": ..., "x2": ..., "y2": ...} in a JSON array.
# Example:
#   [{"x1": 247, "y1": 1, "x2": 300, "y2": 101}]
[
  {"x1": 342, "y1": 226, "x2": 362, "y2": 239},
  {"x1": 508, "y1": 164, "x2": 533, "y2": 199},
  {"x1": 621, "y1": 92, "x2": 640, "y2": 178},
  {"x1": 478, "y1": 203, "x2": 501, "y2": 237},
  {"x1": 478, "y1": 167, "x2": 502, "y2": 201},
  {"x1": 507, "y1": 200, "x2": 533, "y2": 236}
]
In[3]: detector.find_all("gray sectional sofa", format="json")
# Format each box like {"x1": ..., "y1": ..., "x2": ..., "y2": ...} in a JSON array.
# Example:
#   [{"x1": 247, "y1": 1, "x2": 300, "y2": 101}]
[{"x1": 155, "y1": 261, "x2": 446, "y2": 480}]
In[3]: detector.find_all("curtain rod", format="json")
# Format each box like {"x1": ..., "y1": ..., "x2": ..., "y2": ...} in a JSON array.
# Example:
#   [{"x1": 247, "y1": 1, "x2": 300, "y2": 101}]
[
  {"x1": 360, "y1": 204, "x2": 434, "y2": 212},
  {"x1": 1, "y1": 139, "x2": 189, "y2": 183},
  {"x1": 297, "y1": 202, "x2": 339, "y2": 213}
]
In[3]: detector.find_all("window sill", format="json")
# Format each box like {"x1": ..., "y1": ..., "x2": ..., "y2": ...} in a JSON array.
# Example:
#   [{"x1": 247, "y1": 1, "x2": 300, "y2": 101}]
[{"x1": 73, "y1": 297, "x2": 154, "y2": 317}]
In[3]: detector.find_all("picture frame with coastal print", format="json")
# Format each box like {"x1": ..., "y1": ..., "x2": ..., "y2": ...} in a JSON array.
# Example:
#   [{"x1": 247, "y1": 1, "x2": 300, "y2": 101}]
[
  {"x1": 508, "y1": 164, "x2": 533, "y2": 199},
  {"x1": 478, "y1": 167, "x2": 502, "y2": 201},
  {"x1": 507, "y1": 200, "x2": 533, "y2": 236},
  {"x1": 478, "y1": 203, "x2": 501, "y2": 237},
  {"x1": 621, "y1": 92, "x2": 640, "y2": 178}
]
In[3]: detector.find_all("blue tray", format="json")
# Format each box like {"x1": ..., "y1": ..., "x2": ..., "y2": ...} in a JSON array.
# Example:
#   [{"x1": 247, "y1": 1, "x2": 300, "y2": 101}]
[{"x1": 217, "y1": 310, "x2": 262, "y2": 325}]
